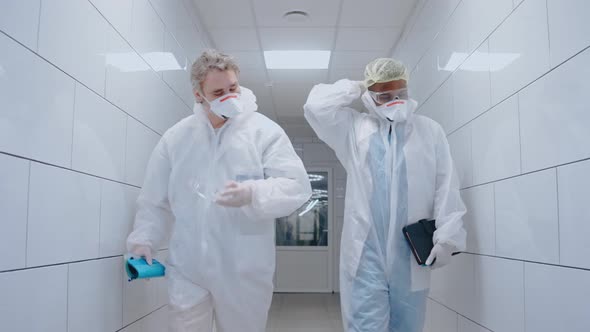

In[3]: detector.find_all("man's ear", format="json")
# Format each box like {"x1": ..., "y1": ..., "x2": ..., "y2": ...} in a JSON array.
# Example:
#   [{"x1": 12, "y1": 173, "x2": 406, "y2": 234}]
[{"x1": 194, "y1": 90, "x2": 204, "y2": 103}]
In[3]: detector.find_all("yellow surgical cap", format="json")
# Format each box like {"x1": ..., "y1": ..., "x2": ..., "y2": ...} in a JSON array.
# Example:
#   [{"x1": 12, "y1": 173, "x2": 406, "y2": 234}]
[{"x1": 364, "y1": 58, "x2": 409, "y2": 87}]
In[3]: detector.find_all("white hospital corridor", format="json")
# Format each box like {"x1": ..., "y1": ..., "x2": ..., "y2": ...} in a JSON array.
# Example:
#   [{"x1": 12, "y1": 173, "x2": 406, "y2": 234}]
[{"x1": 1, "y1": 0, "x2": 589, "y2": 331}]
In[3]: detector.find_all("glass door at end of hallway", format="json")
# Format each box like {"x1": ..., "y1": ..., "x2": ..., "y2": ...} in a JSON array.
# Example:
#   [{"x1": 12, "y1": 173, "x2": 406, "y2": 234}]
[{"x1": 274, "y1": 169, "x2": 334, "y2": 293}]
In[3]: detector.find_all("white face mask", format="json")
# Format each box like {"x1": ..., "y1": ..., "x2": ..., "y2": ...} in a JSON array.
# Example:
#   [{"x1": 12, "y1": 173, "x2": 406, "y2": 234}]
[
  {"x1": 204, "y1": 93, "x2": 243, "y2": 119},
  {"x1": 203, "y1": 87, "x2": 258, "y2": 119},
  {"x1": 361, "y1": 91, "x2": 416, "y2": 122}
]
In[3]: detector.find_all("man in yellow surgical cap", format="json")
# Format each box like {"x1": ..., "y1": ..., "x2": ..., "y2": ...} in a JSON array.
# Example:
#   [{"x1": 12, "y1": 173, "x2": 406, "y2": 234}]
[{"x1": 304, "y1": 58, "x2": 467, "y2": 332}]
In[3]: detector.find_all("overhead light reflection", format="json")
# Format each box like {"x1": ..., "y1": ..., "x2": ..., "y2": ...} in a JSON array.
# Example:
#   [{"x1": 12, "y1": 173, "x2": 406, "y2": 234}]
[
  {"x1": 299, "y1": 199, "x2": 319, "y2": 217},
  {"x1": 104, "y1": 52, "x2": 183, "y2": 72},
  {"x1": 308, "y1": 174, "x2": 325, "y2": 182},
  {"x1": 143, "y1": 52, "x2": 185, "y2": 71}
]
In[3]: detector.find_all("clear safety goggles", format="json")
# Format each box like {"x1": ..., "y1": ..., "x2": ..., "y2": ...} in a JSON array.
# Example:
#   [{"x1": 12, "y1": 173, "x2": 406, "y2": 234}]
[{"x1": 368, "y1": 88, "x2": 409, "y2": 105}]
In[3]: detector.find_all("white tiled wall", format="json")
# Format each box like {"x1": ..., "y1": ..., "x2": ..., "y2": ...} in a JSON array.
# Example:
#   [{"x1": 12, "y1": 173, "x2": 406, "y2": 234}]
[
  {"x1": 0, "y1": 0, "x2": 209, "y2": 330},
  {"x1": 394, "y1": 0, "x2": 590, "y2": 331}
]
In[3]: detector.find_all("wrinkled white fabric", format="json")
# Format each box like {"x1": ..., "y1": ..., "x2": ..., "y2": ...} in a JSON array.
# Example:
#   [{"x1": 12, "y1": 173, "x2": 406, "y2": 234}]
[
  {"x1": 127, "y1": 90, "x2": 311, "y2": 331},
  {"x1": 304, "y1": 79, "x2": 466, "y2": 332}
]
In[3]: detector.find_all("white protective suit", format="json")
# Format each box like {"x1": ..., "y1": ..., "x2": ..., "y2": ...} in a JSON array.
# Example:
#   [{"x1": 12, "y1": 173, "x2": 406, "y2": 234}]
[
  {"x1": 304, "y1": 79, "x2": 466, "y2": 332},
  {"x1": 127, "y1": 87, "x2": 312, "y2": 332}
]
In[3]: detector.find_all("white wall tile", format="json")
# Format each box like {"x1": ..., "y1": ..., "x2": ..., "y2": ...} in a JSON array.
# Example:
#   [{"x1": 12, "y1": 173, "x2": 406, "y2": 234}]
[
  {"x1": 100, "y1": 181, "x2": 140, "y2": 257},
  {"x1": 123, "y1": 272, "x2": 159, "y2": 325},
  {"x1": 89, "y1": 0, "x2": 133, "y2": 39},
  {"x1": 494, "y1": 169, "x2": 559, "y2": 264},
  {"x1": 0, "y1": 0, "x2": 41, "y2": 50},
  {"x1": 409, "y1": 63, "x2": 428, "y2": 106},
  {"x1": 473, "y1": 256, "x2": 525, "y2": 332},
  {"x1": 0, "y1": 265, "x2": 68, "y2": 332},
  {"x1": 430, "y1": 301, "x2": 458, "y2": 332},
  {"x1": 430, "y1": 254, "x2": 476, "y2": 319},
  {"x1": 458, "y1": 317, "x2": 491, "y2": 332},
  {"x1": 547, "y1": 0, "x2": 590, "y2": 67},
  {"x1": 105, "y1": 53, "x2": 188, "y2": 135},
  {"x1": 131, "y1": 0, "x2": 166, "y2": 71},
  {"x1": 557, "y1": 160, "x2": 590, "y2": 269},
  {"x1": 120, "y1": 320, "x2": 143, "y2": 332},
  {"x1": 513, "y1": 0, "x2": 525, "y2": 7},
  {"x1": 72, "y1": 84, "x2": 127, "y2": 181},
  {"x1": 104, "y1": 51, "x2": 152, "y2": 116},
  {"x1": 452, "y1": 42, "x2": 491, "y2": 131},
  {"x1": 125, "y1": 119, "x2": 161, "y2": 187},
  {"x1": 68, "y1": 257, "x2": 124, "y2": 332},
  {"x1": 27, "y1": 163, "x2": 101, "y2": 266},
  {"x1": 419, "y1": 38, "x2": 458, "y2": 102},
  {"x1": 0, "y1": 0, "x2": 205, "y2": 330},
  {"x1": 120, "y1": 321, "x2": 141, "y2": 332},
  {"x1": 162, "y1": 32, "x2": 193, "y2": 107},
  {"x1": 38, "y1": 0, "x2": 128, "y2": 95},
  {"x1": 462, "y1": 0, "x2": 513, "y2": 52},
  {"x1": 462, "y1": 185, "x2": 495, "y2": 255},
  {"x1": 420, "y1": 78, "x2": 454, "y2": 134},
  {"x1": 471, "y1": 95, "x2": 520, "y2": 184},
  {"x1": 0, "y1": 155, "x2": 29, "y2": 271},
  {"x1": 394, "y1": 1, "x2": 589, "y2": 331},
  {"x1": 489, "y1": 0, "x2": 550, "y2": 104},
  {"x1": 392, "y1": 0, "x2": 426, "y2": 63},
  {"x1": 166, "y1": 0, "x2": 206, "y2": 58},
  {"x1": 141, "y1": 306, "x2": 169, "y2": 332},
  {"x1": 402, "y1": 0, "x2": 462, "y2": 71},
  {"x1": 0, "y1": 33, "x2": 75, "y2": 167},
  {"x1": 448, "y1": 125, "x2": 473, "y2": 188},
  {"x1": 518, "y1": 48, "x2": 590, "y2": 173},
  {"x1": 524, "y1": 263, "x2": 590, "y2": 332},
  {"x1": 432, "y1": 1, "x2": 470, "y2": 77}
]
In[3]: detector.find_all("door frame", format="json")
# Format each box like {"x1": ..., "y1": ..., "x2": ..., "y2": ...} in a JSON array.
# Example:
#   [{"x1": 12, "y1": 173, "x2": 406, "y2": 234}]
[{"x1": 274, "y1": 167, "x2": 334, "y2": 293}]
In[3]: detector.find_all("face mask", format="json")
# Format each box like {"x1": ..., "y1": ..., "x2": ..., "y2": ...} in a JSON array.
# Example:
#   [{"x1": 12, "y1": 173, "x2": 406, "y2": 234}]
[
  {"x1": 203, "y1": 87, "x2": 258, "y2": 119},
  {"x1": 362, "y1": 91, "x2": 416, "y2": 122},
  {"x1": 204, "y1": 93, "x2": 243, "y2": 119}
]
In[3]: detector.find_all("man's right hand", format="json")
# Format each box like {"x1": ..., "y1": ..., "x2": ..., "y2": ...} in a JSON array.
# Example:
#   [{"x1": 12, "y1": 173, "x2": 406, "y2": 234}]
[
  {"x1": 131, "y1": 245, "x2": 153, "y2": 265},
  {"x1": 356, "y1": 80, "x2": 366, "y2": 93}
]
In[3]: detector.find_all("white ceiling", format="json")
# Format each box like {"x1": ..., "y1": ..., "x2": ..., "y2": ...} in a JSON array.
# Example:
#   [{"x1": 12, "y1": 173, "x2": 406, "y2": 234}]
[{"x1": 193, "y1": 0, "x2": 416, "y2": 127}]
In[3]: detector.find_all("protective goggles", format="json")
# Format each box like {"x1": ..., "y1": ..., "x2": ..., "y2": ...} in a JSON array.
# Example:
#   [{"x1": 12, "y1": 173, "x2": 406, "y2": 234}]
[{"x1": 368, "y1": 88, "x2": 409, "y2": 105}]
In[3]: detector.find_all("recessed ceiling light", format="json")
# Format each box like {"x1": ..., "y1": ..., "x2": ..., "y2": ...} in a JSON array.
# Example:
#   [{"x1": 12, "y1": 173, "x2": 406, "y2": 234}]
[
  {"x1": 283, "y1": 10, "x2": 310, "y2": 23},
  {"x1": 264, "y1": 50, "x2": 331, "y2": 69}
]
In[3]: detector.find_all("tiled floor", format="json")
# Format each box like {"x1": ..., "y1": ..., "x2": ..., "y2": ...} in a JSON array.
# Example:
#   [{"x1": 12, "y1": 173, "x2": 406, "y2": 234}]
[{"x1": 266, "y1": 293, "x2": 344, "y2": 332}]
